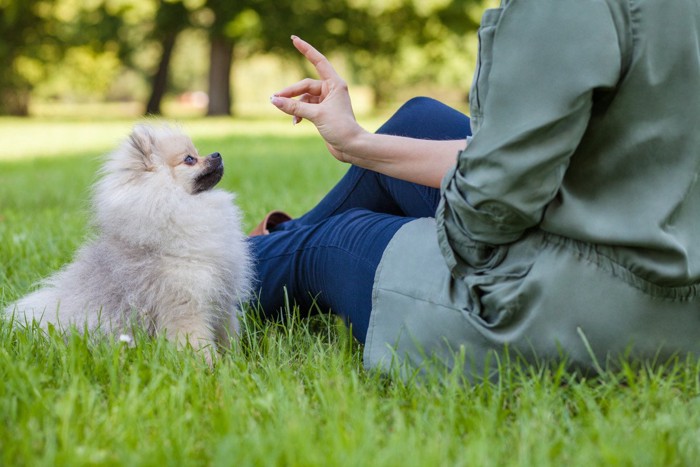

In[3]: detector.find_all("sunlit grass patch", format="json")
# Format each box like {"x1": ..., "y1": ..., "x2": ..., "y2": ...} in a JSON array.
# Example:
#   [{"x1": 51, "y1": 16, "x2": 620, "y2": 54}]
[{"x1": 2, "y1": 118, "x2": 700, "y2": 466}]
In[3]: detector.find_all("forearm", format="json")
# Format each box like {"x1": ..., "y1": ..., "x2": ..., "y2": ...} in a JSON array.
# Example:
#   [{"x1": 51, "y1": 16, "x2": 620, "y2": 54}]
[
  {"x1": 343, "y1": 130, "x2": 468, "y2": 188},
  {"x1": 269, "y1": 36, "x2": 468, "y2": 187}
]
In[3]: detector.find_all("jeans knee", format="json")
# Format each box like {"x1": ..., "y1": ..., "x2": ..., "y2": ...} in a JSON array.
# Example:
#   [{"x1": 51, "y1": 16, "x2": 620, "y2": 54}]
[
  {"x1": 396, "y1": 96, "x2": 443, "y2": 114},
  {"x1": 377, "y1": 96, "x2": 470, "y2": 139}
]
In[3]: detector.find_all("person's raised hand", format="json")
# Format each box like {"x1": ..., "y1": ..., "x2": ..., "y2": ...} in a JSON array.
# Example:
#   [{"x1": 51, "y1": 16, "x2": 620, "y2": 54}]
[{"x1": 270, "y1": 36, "x2": 367, "y2": 162}]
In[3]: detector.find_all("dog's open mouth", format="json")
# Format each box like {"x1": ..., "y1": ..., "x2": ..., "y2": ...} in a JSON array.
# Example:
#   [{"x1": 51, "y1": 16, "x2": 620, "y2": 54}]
[{"x1": 193, "y1": 157, "x2": 224, "y2": 193}]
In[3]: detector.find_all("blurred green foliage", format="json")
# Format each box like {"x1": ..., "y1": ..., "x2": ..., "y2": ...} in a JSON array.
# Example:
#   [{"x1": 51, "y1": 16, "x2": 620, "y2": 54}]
[{"x1": 0, "y1": 0, "x2": 495, "y2": 116}]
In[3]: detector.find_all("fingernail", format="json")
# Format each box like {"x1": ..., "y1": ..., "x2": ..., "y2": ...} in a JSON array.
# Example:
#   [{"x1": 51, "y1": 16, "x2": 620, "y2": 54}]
[
  {"x1": 291, "y1": 35, "x2": 298, "y2": 41},
  {"x1": 270, "y1": 95, "x2": 281, "y2": 106},
  {"x1": 292, "y1": 116, "x2": 301, "y2": 125}
]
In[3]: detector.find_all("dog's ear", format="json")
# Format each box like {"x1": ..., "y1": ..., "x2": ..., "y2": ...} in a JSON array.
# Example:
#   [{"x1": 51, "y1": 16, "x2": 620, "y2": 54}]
[{"x1": 128, "y1": 124, "x2": 157, "y2": 170}]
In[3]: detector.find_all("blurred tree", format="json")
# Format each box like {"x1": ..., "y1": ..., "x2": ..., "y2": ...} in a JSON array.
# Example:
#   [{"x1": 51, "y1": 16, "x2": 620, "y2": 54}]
[
  {"x1": 37, "y1": 1, "x2": 139, "y2": 103},
  {"x1": 200, "y1": 0, "x2": 262, "y2": 116},
  {"x1": 256, "y1": 0, "x2": 346, "y2": 52},
  {"x1": 257, "y1": 0, "x2": 486, "y2": 108},
  {"x1": 0, "y1": 0, "x2": 142, "y2": 115},
  {"x1": 343, "y1": 0, "x2": 490, "y2": 107},
  {"x1": 1, "y1": 0, "x2": 491, "y2": 116},
  {"x1": 0, "y1": 0, "x2": 58, "y2": 115},
  {"x1": 342, "y1": 3, "x2": 427, "y2": 108},
  {"x1": 145, "y1": 0, "x2": 192, "y2": 115},
  {"x1": 142, "y1": 0, "x2": 489, "y2": 115}
]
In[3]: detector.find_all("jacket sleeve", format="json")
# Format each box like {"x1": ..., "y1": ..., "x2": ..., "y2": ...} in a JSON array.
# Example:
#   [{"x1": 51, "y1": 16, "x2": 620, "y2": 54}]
[{"x1": 437, "y1": 0, "x2": 623, "y2": 274}]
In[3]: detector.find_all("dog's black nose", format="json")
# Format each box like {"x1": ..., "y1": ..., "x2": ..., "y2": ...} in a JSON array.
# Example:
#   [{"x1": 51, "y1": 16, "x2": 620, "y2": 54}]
[{"x1": 209, "y1": 152, "x2": 221, "y2": 159}]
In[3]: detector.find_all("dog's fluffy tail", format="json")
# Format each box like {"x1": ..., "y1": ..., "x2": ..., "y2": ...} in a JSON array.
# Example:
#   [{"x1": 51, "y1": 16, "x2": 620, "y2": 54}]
[{"x1": 4, "y1": 290, "x2": 57, "y2": 329}]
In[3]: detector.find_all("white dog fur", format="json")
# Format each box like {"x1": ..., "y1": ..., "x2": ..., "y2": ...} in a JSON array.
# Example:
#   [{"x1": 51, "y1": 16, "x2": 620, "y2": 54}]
[{"x1": 6, "y1": 124, "x2": 252, "y2": 354}]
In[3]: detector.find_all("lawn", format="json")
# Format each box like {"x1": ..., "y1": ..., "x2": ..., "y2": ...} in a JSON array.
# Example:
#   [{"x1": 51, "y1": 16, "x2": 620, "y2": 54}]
[{"x1": 2, "y1": 117, "x2": 700, "y2": 466}]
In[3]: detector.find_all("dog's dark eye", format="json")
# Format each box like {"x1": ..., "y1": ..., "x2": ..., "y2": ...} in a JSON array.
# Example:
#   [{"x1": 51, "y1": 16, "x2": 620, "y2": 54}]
[{"x1": 184, "y1": 155, "x2": 196, "y2": 166}]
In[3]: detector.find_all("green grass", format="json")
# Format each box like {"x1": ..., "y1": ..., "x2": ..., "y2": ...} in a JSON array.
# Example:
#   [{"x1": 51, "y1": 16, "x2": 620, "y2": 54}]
[{"x1": 2, "y1": 117, "x2": 700, "y2": 466}]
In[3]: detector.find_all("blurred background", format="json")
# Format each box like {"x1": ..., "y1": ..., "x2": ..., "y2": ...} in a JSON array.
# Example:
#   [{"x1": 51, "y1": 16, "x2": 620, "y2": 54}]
[{"x1": 0, "y1": 0, "x2": 497, "y2": 119}]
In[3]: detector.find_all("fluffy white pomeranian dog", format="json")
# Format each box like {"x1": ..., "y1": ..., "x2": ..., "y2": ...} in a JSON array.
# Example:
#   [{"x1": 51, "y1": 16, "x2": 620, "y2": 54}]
[{"x1": 6, "y1": 124, "x2": 252, "y2": 354}]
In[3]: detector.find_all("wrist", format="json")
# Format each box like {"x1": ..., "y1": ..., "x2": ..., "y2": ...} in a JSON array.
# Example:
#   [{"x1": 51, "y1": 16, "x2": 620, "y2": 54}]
[{"x1": 341, "y1": 128, "x2": 375, "y2": 167}]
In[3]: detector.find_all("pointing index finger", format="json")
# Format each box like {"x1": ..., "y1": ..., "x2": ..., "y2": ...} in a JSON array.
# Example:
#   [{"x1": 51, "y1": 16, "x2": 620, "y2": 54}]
[{"x1": 291, "y1": 35, "x2": 340, "y2": 81}]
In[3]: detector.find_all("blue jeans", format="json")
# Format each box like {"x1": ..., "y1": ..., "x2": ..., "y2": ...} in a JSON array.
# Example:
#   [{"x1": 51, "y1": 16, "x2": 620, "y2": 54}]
[{"x1": 249, "y1": 97, "x2": 472, "y2": 342}]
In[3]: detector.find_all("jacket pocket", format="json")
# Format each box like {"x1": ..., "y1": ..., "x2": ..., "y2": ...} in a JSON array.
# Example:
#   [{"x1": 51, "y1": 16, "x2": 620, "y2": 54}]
[
  {"x1": 461, "y1": 232, "x2": 541, "y2": 329},
  {"x1": 469, "y1": 8, "x2": 502, "y2": 132},
  {"x1": 463, "y1": 267, "x2": 529, "y2": 329}
]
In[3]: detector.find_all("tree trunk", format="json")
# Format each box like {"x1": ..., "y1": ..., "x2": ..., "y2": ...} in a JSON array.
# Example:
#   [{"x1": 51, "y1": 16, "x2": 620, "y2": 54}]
[
  {"x1": 207, "y1": 36, "x2": 234, "y2": 116},
  {"x1": 145, "y1": 32, "x2": 178, "y2": 116},
  {"x1": 0, "y1": 88, "x2": 30, "y2": 116},
  {"x1": 0, "y1": 67, "x2": 31, "y2": 116}
]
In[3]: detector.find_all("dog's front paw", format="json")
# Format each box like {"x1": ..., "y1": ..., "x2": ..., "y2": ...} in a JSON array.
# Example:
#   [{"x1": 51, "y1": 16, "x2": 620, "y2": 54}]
[
  {"x1": 162, "y1": 319, "x2": 218, "y2": 365},
  {"x1": 177, "y1": 333, "x2": 218, "y2": 365}
]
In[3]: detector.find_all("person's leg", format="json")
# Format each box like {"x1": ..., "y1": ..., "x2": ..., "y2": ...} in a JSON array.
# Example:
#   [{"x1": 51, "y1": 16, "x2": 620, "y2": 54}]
[
  {"x1": 374, "y1": 96, "x2": 472, "y2": 140},
  {"x1": 249, "y1": 209, "x2": 412, "y2": 342},
  {"x1": 277, "y1": 97, "x2": 471, "y2": 229},
  {"x1": 250, "y1": 98, "x2": 471, "y2": 341}
]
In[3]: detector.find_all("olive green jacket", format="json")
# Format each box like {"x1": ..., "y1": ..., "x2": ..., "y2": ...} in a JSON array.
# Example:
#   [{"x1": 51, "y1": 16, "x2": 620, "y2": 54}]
[{"x1": 365, "y1": 0, "x2": 700, "y2": 380}]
